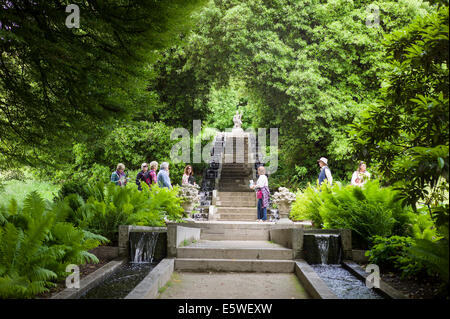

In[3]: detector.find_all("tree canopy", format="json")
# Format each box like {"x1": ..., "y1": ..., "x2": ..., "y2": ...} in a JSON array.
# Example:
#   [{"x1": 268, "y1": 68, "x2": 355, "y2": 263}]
[
  {"x1": 0, "y1": 0, "x2": 206, "y2": 167},
  {"x1": 350, "y1": 1, "x2": 449, "y2": 209},
  {"x1": 157, "y1": 0, "x2": 433, "y2": 186}
]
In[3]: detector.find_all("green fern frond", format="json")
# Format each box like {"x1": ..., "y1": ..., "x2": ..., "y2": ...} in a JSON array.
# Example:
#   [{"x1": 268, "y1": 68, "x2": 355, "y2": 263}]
[{"x1": 407, "y1": 238, "x2": 449, "y2": 283}]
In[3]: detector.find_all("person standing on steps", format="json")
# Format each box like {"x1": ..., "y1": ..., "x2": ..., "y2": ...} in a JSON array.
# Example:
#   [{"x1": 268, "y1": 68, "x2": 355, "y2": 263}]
[
  {"x1": 136, "y1": 163, "x2": 148, "y2": 191},
  {"x1": 250, "y1": 165, "x2": 270, "y2": 222},
  {"x1": 317, "y1": 157, "x2": 333, "y2": 186},
  {"x1": 157, "y1": 162, "x2": 172, "y2": 189}
]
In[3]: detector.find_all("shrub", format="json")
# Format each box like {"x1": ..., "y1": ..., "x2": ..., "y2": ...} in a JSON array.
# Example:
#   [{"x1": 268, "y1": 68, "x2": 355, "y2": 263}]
[
  {"x1": 0, "y1": 192, "x2": 107, "y2": 298},
  {"x1": 290, "y1": 180, "x2": 414, "y2": 248},
  {"x1": 407, "y1": 238, "x2": 449, "y2": 286},
  {"x1": 67, "y1": 182, "x2": 184, "y2": 245},
  {"x1": 56, "y1": 177, "x2": 91, "y2": 202},
  {"x1": 366, "y1": 236, "x2": 426, "y2": 279},
  {"x1": 290, "y1": 183, "x2": 329, "y2": 227},
  {"x1": 0, "y1": 169, "x2": 26, "y2": 181}
]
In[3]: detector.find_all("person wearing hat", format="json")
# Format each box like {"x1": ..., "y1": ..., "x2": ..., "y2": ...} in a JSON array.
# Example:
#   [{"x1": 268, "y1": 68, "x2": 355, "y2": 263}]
[{"x1": 317, "y1": 157, "x2": 333, "y2": 186}]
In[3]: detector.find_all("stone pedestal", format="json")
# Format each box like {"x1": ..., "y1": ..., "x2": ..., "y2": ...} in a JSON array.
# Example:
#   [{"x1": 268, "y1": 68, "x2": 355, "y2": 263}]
[
  {"x1": 181, "y1": 201, "x2": 195, "y2": 216},
  {"x1": 276, "y1": 202, "x2": 293, "y2": 224}
]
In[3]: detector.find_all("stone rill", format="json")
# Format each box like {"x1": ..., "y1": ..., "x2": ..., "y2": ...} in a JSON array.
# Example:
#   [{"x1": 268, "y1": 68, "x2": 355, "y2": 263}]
[
  {"x1": 80, "y1": 263, "x2": 156, "y2": 299},
  {"x1": 310, "y1": 265, "x2": 383, "y2": 299},
  {"x1": 303, "y1": 233, "x2": 384, "y2": 299}
]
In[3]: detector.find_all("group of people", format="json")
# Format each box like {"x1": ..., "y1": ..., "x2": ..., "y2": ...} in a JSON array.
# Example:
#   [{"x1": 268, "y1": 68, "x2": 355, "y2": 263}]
[
  {"x1": 249, "y1": 157, "x2": 371, "y2": 222},
  {"x1": 110, "y1": 162, "x2": 197, "y2": 190},
  {"x1": 110, "y1": 157, "x2": 370, "y2": 223},
  {"x1": 317, "y1": 157, "x2": 371, "y2": 187}
]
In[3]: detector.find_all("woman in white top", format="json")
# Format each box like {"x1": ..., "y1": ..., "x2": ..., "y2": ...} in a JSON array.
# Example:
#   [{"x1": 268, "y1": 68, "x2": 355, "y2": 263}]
[
  {"x1": 250, "y1": 166, "x2": 269, "y2": 222},
  {"x1": 351, "y1": 161, "x2": 371, "y2": 187}
]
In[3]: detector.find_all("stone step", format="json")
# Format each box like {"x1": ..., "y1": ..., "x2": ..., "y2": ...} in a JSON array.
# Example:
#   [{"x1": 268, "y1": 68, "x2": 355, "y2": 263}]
[
  {"x1": 216, "y1": 200, "x2": 256, "y2": 207},
  {"x1": 221, "y1": 164, "x2": 253, "y2": 168},
  {"x1": 199, "y1": 222, "x2": 274, "y2": 241},
  {"x1": 218, "y1": 214, "x2": 257, "y2": 221},
  {"x1": 219, "y1": 183, "x2": 249, "y2": 188},
  {"x1": 220, "y1": 174, "x2": 252, "y2": 179},
  {"x1": 217, "y1": 192, "x2": 256, "y2": 199},
  {"x1": 174, "y1": 258, "x2": 294, "y2": 273},
  {"x1": 219, "y1": 178, "x2": 250, "y2": 182},
  {"x1": 177, "y1": 247, "x2": 292, "y2": 260},
  {"x1": 220, "y1": 170, "x2": 253, "y2": 174},
  {"x1": 219, "y1": 186, "x2": 253, "y2": 192},
  {"x1": 217, "y1": 207, "x2": 256, "y2": 214}
]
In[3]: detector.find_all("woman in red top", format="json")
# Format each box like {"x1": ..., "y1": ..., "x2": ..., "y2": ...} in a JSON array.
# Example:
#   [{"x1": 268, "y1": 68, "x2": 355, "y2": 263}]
[{"x1": 146, "y1": 161, "x2": 158, "y2": 187}]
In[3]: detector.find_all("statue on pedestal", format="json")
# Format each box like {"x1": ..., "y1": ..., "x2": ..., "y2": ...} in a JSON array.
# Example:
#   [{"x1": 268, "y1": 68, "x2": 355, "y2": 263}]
[{"x1": 232, "y1": 110, "x2": 243, "y2": 132}]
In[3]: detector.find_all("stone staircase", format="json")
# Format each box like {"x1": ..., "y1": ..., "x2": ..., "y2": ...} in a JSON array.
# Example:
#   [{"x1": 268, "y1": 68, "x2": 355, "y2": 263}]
[
  {"x1": 175, "y1": 240, "x2": 294, "y2": 272},
  {"x1": 215, "y1": 134, "x2": 258, "y2": 221}
]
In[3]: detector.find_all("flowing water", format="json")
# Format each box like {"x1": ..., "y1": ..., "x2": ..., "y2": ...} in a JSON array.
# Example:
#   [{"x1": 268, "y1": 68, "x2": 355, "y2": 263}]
[
  {"x1": 315, "y1": 234, "x2": 342, "y2": 264},
  {"x1": 311, "y1": 264, "x2": 383, "y2": 299},
  {"x1": 79, "y1": 263, "x2": 156, "y2": 299},
  {"x1": 129, "y1": 231, "x2": 160, "y2": 263},
  {"x1": 80, "y1": 231, "x2": 163, "y2": 299},
  {"x1": 309, "y1": 233, "x2": 384, "y2": 299}
]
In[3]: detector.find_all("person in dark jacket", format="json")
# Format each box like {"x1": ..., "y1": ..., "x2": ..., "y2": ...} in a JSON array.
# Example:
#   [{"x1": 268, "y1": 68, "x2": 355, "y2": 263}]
[
  {"x1": 317, "y1": 157, "x2": 333, "y2": 186},
  {"x1": 136, "y1": 163, "x2": 149, "y2": 191}
]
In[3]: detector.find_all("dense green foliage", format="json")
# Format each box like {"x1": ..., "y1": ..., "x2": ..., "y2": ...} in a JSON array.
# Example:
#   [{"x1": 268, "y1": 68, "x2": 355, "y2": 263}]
[
  {"x1": 44, "y1": 120, "x2": 200, "y2": 191},
  {"x1": 349, "y1": 0, "x2": 449, "y2": 294},
  {"x1": 366, "y1": 236, "x2": 428, "y2": 279},
  {"x1": 290, "y1": 180, "x2": 418, "y2": 248},
  {"x1": 0, "y1": 0, "x2": 448, "y2": 298},
  {"x1": 290, "y1": 182, "x2": 329, "y2": 227},
  {"x1": 367, "y1": 233, "x2": 448, "y2": 291},
  {"x1": 63, "y1": 182, "x2": 184, "y2": 245},
  {"x1": 0, "y1": 171, "x2": 60, "y2": 204},
  {"x1": 0, "y1": 180, "x2": 185, "y2": 298},
  {"x1": 164, "y1": 0, "x2": 433, "y2": 187},
  {"x1": 0, "y1": 192, "x2": 107, "y2": 298},
  {"x1": 350, "y1": 2, "x2": 449, "y2": 209}
]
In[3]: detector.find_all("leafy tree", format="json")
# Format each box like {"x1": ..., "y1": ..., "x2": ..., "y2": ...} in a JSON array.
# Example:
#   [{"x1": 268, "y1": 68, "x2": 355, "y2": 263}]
[
  {"x1": 0, "y1": 0, "x2": 207, "y2": 168},
  {"x1": 350, "y1": 1, "x2": 449, "y2": 294},
  {"x1": 166, "y1": 0, "x2": 432, "y2": 185},
  {"x1": 349, "y1": 2, "x2": 449, "y2": 210}
]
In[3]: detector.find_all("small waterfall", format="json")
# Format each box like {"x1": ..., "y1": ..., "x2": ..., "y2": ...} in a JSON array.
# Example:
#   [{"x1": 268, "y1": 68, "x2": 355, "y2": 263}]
[
  {"x1": 316, "y1": 235, "x2": 330, "y2": 264},
  {"x1": 129, "y1": 232, "x2": 160, "y2": 263},
  {"x1": 304, "y1": 233, "x2": 342, "y2": 264}
]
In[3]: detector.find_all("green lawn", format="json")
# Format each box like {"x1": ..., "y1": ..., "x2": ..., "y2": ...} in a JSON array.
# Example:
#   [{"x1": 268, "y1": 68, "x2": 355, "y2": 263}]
[{"x1": 0, "y1": 179, "x2": 60, "y2": 206}]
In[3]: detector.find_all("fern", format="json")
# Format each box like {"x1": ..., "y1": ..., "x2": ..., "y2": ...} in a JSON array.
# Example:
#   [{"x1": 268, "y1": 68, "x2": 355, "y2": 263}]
[
  {"x1": 0, "y1": 191, "x2": 107, "y2": 298},
  {"x1": 408, "y1": 238, "x2": 449, "y2": 284}
]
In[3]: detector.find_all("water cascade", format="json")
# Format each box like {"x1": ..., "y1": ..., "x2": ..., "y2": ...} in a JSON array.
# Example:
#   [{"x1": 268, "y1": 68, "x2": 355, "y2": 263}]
[
  {"x1": 129, "y1": 232, "x2": 160, "y2": 263},
  {"x1": 80, "y1": 231, "x2": 165, "y2": 299},
  {"x1": 303, "y1": 234, "x2": 342, "y2": 264},
  {"x1": 305, "y1": 233, "x2": 383, "y2": 299}
]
